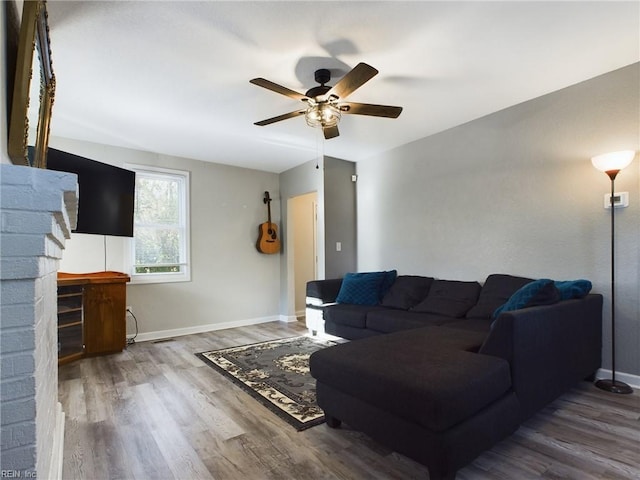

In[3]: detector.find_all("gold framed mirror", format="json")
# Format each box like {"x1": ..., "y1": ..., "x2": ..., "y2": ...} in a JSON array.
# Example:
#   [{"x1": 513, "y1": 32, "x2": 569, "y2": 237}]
[{"x1": 8, "y1": 0, "x2": 55, "y2": 168}]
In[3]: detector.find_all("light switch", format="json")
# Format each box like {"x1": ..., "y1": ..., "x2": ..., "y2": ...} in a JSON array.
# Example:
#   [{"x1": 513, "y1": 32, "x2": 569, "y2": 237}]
[
  {"x1": 604, "y1": 192, "x2": 629, "y2": 209},
  {"x1": 336, "y1": 242, "x2": 342, "y2": 252}
]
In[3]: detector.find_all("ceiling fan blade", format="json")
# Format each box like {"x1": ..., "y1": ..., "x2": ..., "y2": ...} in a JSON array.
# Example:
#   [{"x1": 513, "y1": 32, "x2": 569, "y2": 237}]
[
  {"x1": 254, "y1": 110, "x2": 306, "y2": 126},
  {"x1": 340, "y1": 102, "x2": 403, "y2": 118},
  {"x1": 327, "y1": 63, "x2": 378, "y2": 99},
  {"x1": 250, "y1": 78, "x2": 308, "y2": 102},
  {"x1": 323, "y1": 125, "x2": 340, "y2": 139}
]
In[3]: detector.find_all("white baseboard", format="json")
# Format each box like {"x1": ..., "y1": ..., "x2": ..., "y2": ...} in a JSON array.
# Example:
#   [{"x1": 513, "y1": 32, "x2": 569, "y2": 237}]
[
  {"x1": 595, "y1": 369, "x2": 640, "y2": 389},
  {"x1": 48, "y1": 402, "x2": 65, "y2": 480},
  {"x1": 129, "y1": 315, "x2": 280, "y2": 343},
  {"x1": 279, "y1": 314, "x2": 299, "y2": 323}
]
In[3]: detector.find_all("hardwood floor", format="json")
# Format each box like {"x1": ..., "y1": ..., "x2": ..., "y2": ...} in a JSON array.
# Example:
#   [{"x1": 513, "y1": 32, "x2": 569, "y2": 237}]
[{"x1": 59, "y1": 320, "x2": 640, "y2": 479}]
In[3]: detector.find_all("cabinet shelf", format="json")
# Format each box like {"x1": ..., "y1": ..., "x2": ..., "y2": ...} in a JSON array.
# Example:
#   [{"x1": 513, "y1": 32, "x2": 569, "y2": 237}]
[
  {"x1": 59, "y1": 289, "x2": 83, "y2": 296},
  {"x1": 58, "y1": 320, "x2": 82, "y2": 329},
  {"x1": 58, "y1": 293, "x2": 82, "y2": 300},
  {"x1": 58, "y1": 306, "x2": 82, "y2": 314}
]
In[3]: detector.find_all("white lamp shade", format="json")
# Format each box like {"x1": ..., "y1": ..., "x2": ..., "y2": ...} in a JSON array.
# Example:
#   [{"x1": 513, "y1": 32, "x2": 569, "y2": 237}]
[{"x1": 591, "y1": 150, "x2": 635, "y2": 172}]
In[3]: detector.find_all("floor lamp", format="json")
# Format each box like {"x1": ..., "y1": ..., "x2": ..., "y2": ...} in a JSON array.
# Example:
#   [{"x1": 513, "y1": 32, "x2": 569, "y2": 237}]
[{"x1": 591, "y1": 150, "x2": 635, "y2": 395}]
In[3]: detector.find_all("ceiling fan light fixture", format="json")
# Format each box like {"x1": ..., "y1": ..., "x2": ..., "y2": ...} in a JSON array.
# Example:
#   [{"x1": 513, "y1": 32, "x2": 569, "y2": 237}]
[
  {"x1": 305, "y1": 101, "x2": 341, "y2": 128},
  {"x1": 251, "y1": 63, "x2": 402, "y2": 139}
]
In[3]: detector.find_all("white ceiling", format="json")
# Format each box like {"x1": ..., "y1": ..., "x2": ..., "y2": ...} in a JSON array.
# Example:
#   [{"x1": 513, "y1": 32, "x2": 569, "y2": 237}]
[{"x1": 45, "y1": 1, "x2": 639, "y2": 173}]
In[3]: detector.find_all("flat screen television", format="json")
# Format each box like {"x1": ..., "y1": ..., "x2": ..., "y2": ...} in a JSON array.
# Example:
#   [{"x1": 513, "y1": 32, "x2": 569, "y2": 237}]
[{"x1": 46, "y1": 148, "x2": 136, "y2": 237}]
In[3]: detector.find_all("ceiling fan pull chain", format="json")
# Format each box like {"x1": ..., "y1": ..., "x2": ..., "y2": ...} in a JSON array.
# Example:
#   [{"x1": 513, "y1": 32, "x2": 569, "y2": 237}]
[{"x1": 315, "y1": 128, "x2": 323, "y2": 169}]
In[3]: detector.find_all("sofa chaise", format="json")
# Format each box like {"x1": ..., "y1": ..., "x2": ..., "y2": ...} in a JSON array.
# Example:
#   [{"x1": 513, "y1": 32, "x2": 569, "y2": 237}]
[{"x1": 307, "y1": 272, "x2": 602, "y2": 479}]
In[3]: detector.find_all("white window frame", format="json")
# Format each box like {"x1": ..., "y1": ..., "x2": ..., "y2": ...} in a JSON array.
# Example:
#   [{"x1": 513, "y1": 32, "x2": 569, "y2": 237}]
[{"x1": 125, "y1": 164, "x2": 191, "y2": 284}]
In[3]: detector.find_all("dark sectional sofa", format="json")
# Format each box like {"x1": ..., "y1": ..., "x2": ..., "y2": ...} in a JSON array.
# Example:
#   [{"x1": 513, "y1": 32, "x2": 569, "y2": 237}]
[{"x1": 307, "y1": 273, "x2": 602, "y2": 480}]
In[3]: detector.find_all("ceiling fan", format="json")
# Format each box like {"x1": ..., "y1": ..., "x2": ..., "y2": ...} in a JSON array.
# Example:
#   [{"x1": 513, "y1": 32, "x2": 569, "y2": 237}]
[{"x1": 250, "y1": 62, "x2": 403, "y2": 140}]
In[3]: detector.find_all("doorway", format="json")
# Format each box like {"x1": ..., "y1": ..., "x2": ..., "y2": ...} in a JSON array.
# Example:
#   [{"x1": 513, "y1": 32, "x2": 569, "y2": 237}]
[{"x1": 290, "y1": 192, "x2": 318, "y2": 317}]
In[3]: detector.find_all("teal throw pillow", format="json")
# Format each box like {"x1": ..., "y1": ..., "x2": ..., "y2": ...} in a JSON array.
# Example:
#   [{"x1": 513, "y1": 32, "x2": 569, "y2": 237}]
[
  {"x1": 554, "y1": 280, "x2": 592, "y2": 300},
  {"x1": 336, "y1": 272, "x2": 387, "y2": 305},
  {"x1": 380, "y1": 270, "x2": 398, "y2": 298},
  {"x1": 493, "y1": 279, "x2": 560, "y2": 319}
]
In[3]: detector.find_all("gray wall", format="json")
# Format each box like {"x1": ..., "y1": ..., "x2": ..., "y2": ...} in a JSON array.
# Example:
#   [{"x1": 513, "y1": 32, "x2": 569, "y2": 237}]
[
  {"x1": 1, "y1": 2, "x2": 12, "y2": 165},
  {"x1": 53, "y1": 138, "x2": 281, "y2": 337},
  {"x1": 324, "y1": 156, "x2": 357, "y2": 278},
  {"x1": 279, "y1": 155, "x2": 357, "y2": 317},
  {"x1": 357, "y1": 63, "x2": 640, "y2": 377},
  {"x1": 279, "y1": 158, "x2": 324, "y2": 319}
]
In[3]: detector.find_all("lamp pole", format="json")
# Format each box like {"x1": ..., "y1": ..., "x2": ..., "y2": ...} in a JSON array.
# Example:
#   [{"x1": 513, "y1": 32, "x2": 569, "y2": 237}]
[{"x1": 594, "y1": 169, "x2": 633, "y2": 394}]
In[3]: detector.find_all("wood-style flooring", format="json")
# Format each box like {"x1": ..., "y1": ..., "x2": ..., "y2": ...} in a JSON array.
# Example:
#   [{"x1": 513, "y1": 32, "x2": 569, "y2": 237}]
[{"x1": 59, "y1": 320, "x2": 640, "y2": 479}]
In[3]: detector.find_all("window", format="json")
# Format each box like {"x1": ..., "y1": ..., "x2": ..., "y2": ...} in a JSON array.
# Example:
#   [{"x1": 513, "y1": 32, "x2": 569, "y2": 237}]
[{"x1": 127, "y1": 165, "x2": 190, "y2": 284}]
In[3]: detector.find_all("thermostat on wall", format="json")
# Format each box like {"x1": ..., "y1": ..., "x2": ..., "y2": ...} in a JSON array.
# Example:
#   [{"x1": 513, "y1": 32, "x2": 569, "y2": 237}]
[{"x1": 604, "y1": 192, "x2": 629, "y2": 209}]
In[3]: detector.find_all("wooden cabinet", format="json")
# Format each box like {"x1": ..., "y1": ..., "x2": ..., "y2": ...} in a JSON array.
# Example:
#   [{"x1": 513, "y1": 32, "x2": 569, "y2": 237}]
[
  {"x1": 84, "y1": 282, "x2": 127, "y2": 355},
  {"x1": 57, "y1": 271, "x2": 130, "y2": 365}
]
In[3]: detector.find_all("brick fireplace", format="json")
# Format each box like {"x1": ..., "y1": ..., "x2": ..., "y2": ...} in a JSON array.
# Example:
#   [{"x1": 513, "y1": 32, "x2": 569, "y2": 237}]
[{"x1": 1, "y1": 164, "x2": 78, "y2": 479}]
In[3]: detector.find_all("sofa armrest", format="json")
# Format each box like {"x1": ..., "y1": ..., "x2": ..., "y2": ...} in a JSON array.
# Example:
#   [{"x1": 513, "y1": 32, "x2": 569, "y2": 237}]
[
  {"x1": 479, "y1": 294, "x2": 602, "y2": 421},
  {"x1": 306, "y1": 278, "x2": 343, "y2": 304}
]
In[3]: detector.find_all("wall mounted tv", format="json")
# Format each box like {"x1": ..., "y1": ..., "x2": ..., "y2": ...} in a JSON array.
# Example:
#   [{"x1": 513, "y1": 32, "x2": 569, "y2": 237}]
[{"x1": 46, "y1": 148, "x2": 136, "y2": 237}]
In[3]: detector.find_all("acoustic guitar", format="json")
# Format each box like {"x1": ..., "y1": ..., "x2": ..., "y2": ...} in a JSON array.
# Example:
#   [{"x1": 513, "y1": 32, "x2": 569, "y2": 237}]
[{"x1": 256, "y1": 191, "x2": 281, "y2": 254}]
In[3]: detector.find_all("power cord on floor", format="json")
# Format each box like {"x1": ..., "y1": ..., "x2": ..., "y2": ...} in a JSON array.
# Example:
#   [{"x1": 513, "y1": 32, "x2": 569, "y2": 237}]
[{"x1": 126, "y1": 307, "x2": 138, "y2": 346}]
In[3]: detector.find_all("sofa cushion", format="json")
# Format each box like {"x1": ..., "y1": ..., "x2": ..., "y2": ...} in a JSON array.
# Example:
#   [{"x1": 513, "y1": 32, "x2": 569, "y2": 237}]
[
  {"x1": 335, "y1": 272, "x2": 387, "y2": 305},
  {"x1": 443, "y1": 318, "x2": 493, "y2": 334},
  {"x1": 366, "y1": 309, "x2": 454, "y2": 333},
  {"x1": 310, "y1": 327, "x2": 511, "y2": 432},
  {"x1": 555, "y1": 279, "x2": 592, "y2": 300},
  {"x1": 324, "y1": 322, "x2": 381, "y2": 340},
  {"x1": 324, "y1": 304, "x2": 385, "y2": 329},
  {"x1": 466, "y1": 274, "x2": 534, "y2": 319},
  {"x1": 493, "y1": 279, "x2": 560, "y2": 318},
  {"x1": 410, "y1": 280, "x2": 481, "y2": 317},
  {"x1": 380, "y1": 275, "x2": 434, "y2": 310}
]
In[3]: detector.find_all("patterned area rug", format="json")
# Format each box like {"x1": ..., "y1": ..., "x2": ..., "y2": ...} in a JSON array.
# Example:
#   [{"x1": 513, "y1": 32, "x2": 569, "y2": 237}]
[{"x1": 197, "y1": 335, "x2": 337, "y2": 431}]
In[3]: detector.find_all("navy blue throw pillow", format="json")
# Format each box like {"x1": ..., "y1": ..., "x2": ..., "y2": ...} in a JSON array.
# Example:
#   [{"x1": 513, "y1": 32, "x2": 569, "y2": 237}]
[
  {"x1": 554, "y1": 280, "x2": 592, "y2": 300},
  {"x1": 466, "y1": 274, "x2": 534, "y2": 319},
  {"x1": 336, "y1": 272, "x2": 387, "y2": 305},
  {"x1": 380, "y1": 270, "x2": 398, "y2": 299},
  {"x1": 493, "y1": 279, "x2": 560, "y2": 319}
]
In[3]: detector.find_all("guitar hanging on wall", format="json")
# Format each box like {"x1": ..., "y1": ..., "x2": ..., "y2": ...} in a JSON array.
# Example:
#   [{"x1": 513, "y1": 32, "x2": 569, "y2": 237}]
[{"x1": 257, "y1": 191, "x2": 281, "y2": 254}]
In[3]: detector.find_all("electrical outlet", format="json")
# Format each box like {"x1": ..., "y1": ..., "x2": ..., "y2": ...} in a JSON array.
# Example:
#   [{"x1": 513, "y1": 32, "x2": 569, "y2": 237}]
[{"x1": 126, "y1": 305, "x2": 133, "y2": 315}]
